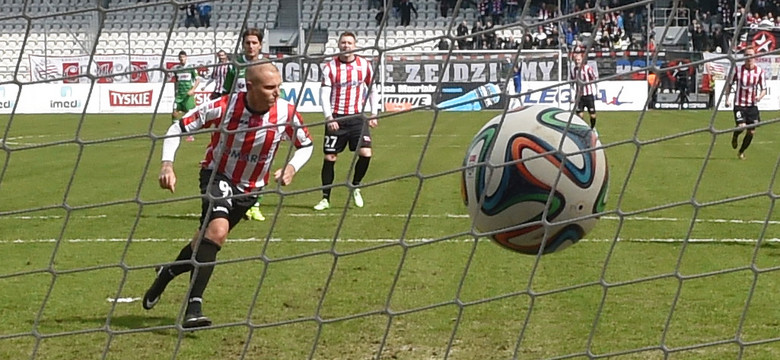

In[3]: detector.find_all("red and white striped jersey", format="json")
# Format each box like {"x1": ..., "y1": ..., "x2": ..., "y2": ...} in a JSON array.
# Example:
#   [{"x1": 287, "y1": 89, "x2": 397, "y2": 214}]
[
  {"x1": 730, "y1": 64, "x2": 766, "y2": 107},
  {"x1": 179, "y1": 93, "x2": 313, "y2": 193},
  {"x1": 210, "y1": 62, "x2": 230, "y2": 93},
  {"x1": 569, "y1": 63, "x2": 598, "y2": 96},
  {"x1": 322, "y1": 56, "x2": 374, "y2": 115}
]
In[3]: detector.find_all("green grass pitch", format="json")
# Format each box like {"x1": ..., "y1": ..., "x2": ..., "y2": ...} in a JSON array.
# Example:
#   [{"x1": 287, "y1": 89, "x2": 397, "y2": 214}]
[{"x1": 1, "y1": 108, "x2": 779, "y2": 359}]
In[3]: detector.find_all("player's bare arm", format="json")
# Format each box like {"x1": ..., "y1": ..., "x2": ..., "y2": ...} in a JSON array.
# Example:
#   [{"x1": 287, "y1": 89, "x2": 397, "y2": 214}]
[
  {"x1": 276, "y1": 144, "x2": 313, "y2": 186},
  {"x1": 159, "y1": 161, "x2": 176, "y2": 193},
  {"x1": 756, "y1": 88, "x2": 767, "y2": 102},
  {"x1": 188, "y1": 77, "x2": 200, "y2": 96},
  {"x1": 274, "y1": 164, "x2": 297, "y2": 186}
]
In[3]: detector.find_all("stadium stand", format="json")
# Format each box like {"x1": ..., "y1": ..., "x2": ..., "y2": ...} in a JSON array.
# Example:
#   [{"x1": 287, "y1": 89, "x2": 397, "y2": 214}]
[{"x1": 0, "y1": 0, "x2": 771, "y2": 83}]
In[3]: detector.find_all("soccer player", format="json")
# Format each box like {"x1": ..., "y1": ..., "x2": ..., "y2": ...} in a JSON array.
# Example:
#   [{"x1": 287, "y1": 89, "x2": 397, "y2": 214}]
[
  {"x1": 222, "y1": 28, "x2": 263, "y2": 95},
  {"x1": 207, "y1": 50, "x2": 230, "y2": 100},
  {"x1": 171, "y1": 50, "x2": 200, "y2": 142},
  {"x1": 143, "y1": 63, "x2": 313, "y2": 328},
  {"x1": 569, "y1": 52, "x2": 598, "y2": 128},
  {"x1": 313, "y1": 31, "x2": 379, "y2": 211},
  {"x1": 223, "y1": 28, "x2": 267, "y2": 221},
  {"x1": 724, "y1": 46, "x2": 766, "y2": 160}
]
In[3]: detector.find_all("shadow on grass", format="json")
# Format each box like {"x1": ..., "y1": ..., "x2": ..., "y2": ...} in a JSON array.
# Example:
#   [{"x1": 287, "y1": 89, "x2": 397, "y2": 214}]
[
  {"x1": 31, "y1": 314, "x2": 208, "y2": 338},
  {"x1": 664, "y1": 155, "x2": 737, "y2": 161}
]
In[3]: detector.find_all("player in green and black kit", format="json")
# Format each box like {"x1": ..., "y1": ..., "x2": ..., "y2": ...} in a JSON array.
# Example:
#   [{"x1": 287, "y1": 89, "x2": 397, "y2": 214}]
[
  {"x1": 223, "y1": 28, "x2": 267, "y2": 221},
  {"x1": 172, "y1": 50, "x2": 200, "y2": 122}
]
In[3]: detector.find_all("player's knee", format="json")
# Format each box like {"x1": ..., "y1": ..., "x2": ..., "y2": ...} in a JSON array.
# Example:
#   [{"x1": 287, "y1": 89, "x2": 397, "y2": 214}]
[
  {"x1": 204, "y1": 218, "x2": 229, "y2": 245},
  {"x1": 324, "y1": 154, "x2": 338, "y2": 162},
  {"x1": 359, "y1": 148, "x2": 372, "y2": 157}
]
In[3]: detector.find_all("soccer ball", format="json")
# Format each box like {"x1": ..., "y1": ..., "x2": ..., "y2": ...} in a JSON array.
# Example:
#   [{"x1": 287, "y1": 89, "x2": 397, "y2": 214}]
[{"x1": 461, "y1": 106, "x2": 609, "y2": 255}]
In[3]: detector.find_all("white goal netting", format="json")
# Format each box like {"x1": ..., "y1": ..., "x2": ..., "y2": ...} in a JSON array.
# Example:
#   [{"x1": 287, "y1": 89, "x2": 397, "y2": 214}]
[{"x1": 2, "y1": 0, "x2": 780, "y2": 359}]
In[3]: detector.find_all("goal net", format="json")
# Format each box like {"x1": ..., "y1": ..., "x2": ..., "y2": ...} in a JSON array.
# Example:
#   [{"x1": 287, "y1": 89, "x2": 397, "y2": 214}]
[{"x1": 2, "y1": 0, "x2": 780, "y2": 359}]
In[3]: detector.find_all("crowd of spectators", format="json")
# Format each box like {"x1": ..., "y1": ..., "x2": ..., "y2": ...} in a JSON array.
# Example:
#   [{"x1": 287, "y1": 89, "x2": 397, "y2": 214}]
[
  {"x1": 179, "y1": 1, "x2": 212, "y2": 28},
  {"x1": 421, "y1": 0, "x2": 780, "y2": 54}
]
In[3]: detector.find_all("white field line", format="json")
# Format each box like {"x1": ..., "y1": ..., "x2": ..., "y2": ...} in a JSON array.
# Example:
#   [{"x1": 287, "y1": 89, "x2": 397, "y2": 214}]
[
  {"x1": 4, "y1": 213, "x2": 780, "y2": 226},
  {"x1": 2, "y1": 237, "x2": 780, "y2": 244}
]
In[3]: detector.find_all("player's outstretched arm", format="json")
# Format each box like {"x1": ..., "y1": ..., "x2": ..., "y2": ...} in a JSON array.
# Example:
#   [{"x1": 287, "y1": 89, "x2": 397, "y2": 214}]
[
  {"x1": 275, "y1": 145, "x2": 313, "y2": 186},
  {"x1": 274, "y1": 164, "x2": 296, "y2": 186},
  {"x1": 159, "y1": 161, "x2": 176, "y2": 192},
  {"x1": 159, "y1": 121, "x2": 184, "y2": 193}
]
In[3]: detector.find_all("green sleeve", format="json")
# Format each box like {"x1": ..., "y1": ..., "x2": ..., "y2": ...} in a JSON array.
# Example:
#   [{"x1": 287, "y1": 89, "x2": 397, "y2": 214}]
[{"x1": 222, "y1": 66, "x2": 236, "y2": 94}]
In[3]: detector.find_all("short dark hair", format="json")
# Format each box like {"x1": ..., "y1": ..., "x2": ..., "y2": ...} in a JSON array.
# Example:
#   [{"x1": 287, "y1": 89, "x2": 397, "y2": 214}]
[
  {"x1": 178, "y1": 50, "x2": 187, "y2": 56},
  {"x1": 339, "y1": 31, "x2": 357, "y2": 42},
  {"x1": 242, "y1": 28, "x2": 263, "y2": 43}
]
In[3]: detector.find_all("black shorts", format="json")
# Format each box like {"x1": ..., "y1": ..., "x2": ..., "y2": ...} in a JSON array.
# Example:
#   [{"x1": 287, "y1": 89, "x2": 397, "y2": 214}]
[
  {"x1": 198, "y1": 169, "x2": 257, "y2": 230},
  {"x1": 733, "y1": 106, "x2": 760, "y2": 125},
  {"x1": 323, "y1": 113, "x2": 372, "y2": 154},
  {"x1": 576, "y1": 95, "x2": 597, "y2": 114}
]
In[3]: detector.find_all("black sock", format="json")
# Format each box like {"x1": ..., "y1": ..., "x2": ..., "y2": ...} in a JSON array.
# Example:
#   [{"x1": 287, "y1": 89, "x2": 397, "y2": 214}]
[
  {"x1": 168, "y1": 243, "x2": 194, "y2": 277},
  {"x1": 353, "y1": 156, "x2": 371, "y2": 186},
  {"x1": 590, "y1": 116, "x2": 597, "y2": 128},
  {"x1": 188, "y1": 238, "x2": 220, "y2": 306},
  {"x1": 321, "y1": 160, "x2": 335, "y2": 200},
  {"x1": 739, "y1": 133, "x2": 754, "y2": 153}
]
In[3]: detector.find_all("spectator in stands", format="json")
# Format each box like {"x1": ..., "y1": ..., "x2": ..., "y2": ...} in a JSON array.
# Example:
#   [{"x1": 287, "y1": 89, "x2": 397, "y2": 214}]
[
  {"x1": 710, "y1": 24, "x2": 728, "y2": 53},
  {"x1": 691, "y1": 22, "x2": 709, "y2": 52},
  {"x1": 623, "y1": 10, "x2": 635, "y2": 33},
  {"x1": 478, "y1": 0, "x2": 490, "y2": 24},
  {"x1": 472, "y1": 20, "x2": 485, "y2": 49},
  {"x1": 502, "y1": 35, "x2": 520, "y2": 49},
  {"x1": 198, "y1": 2, "x2": 212, "y2": 28},
  {"x1": 375, "y1": 5, "x2": 385, "y2": 26},
  {"x1": 438, "y1": 38, "x2": 450, "y2": 50},
  {"x1": 484, "y1": 20, "x2": 497, "y2": 49},
  {"x1": 521, "y1": 33, "x2": 533, "y2": 49},
  {"x1": 695, "y1": 9, "x2": 712, "y2": 33},
  {"x1": 456, "y1": 20, "x2": 470, "y2": 50},
  {"x1": 734, "y1": 5, "x2": 745, "y2": 26},
  {"x1": 563, "y1": 24, "x2": 575, "y2": 46},
  {"x1": 491, "y1": 0, "x2": 504, "y2": 25},
  {"x1": 399, "y1": 0, "x2": 417, "y2": 27},
  {"x1": 541, "y1": 34, "x2": 558, "y2": 49},
  {"x1": 581, "y1": 2, "x2": 594, "y2": 33},
  {"x1": 538, "y1": 2, "x2": 552, "y2": 22},
  {"x1": 439, "y1": 0, "x2": 449, "y2": 17},
  {"x1": 181, "y1": 2, "x2": 199, "y2": 28},
  {"x1": 505, "y1": 0, "x2": 519, "y2": 23},
  {"x1": 369, "y1": 0, "x2": 382, "y2": 10},
  {"x1": 392, "y1": 0, "x2": 402, "y2": 21}
]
